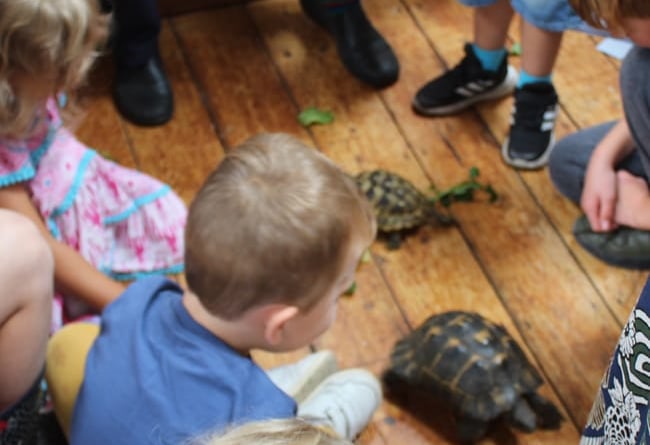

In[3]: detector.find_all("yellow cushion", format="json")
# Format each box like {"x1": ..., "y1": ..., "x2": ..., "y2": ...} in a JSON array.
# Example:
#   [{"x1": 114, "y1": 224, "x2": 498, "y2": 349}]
[{"x1": 45, "y1": 323, "x2": 99, "y2": 439}]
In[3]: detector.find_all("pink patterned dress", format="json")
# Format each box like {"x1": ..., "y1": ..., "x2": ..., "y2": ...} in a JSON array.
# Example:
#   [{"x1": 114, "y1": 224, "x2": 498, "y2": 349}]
[{"x1": 0, "y1": 99, "x2": 187, "y2": 329}]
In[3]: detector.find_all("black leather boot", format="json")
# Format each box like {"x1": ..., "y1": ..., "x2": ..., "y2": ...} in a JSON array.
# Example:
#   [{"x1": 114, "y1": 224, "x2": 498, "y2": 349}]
[
  {"x1": 301, "y1": 0, "x2": 399, "y2": 88},
  {"x1": 113, "y1": 56, "x2": 174, "y2": 126}
]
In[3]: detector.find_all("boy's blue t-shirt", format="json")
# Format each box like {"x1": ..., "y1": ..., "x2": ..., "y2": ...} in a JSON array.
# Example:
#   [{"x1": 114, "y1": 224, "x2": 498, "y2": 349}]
[{"x1": 70, "y1": 276, "x2": 296, "y2": 445}]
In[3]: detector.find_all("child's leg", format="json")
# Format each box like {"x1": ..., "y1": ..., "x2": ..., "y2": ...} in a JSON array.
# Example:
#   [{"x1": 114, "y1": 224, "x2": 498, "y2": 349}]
[
  {"x1": 501, "y1": 0, "x2": 578, "y2": 169},
  {"x1": 549, "y1": 46, "x2": 650, "y2": 204},
  {"x1": 473, "y1": 0, "x2": 514, "y2": 52},
  {"x1": 549, "y1": 120, "x2": 647, "y2": 269},
  {"x1": 519, "y1": 21, "x2": 562, "y2": 81},
  {"x1": 501, "y1": 20, "x2": 562, "y2": 169},
  {"x1": 548, "y1": 121, "x2": 623, "y2": 204},
  {"x1": 620, "y1": 46, "x2": 650, "y2": 167},
  {"x1": 555, "y1": 47, "x2": 650, "y2": 269},
  {"x1": 413, "y1": 0, "x2": 517, "y2": 116},
  {"x1": 0, "y1": 210, "x2": 53, "y2": 441}
]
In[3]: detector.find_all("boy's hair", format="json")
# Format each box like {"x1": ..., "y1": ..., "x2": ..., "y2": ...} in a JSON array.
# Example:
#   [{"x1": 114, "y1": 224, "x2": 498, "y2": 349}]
[
  {"x1": 185, "y1": 133, "x2": 376, "y2": 319},
  {"x1": 195, "y1": 418, "x2": 353, "y2": 445},
  {"x1": 0, "y1": 0, "x2": 108, "y2": 136},
  {"x1": 569, "y1": 0, "x2": 650, "y2": 30}
]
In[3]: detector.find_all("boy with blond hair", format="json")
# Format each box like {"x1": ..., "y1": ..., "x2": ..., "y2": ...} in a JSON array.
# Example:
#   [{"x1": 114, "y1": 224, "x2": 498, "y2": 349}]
[
  {"x1": 549, "y1": 0, "x2": 650, "y2": 269},
  {"x1": 65, "y1": 133, "x2": 381, "y2": 444}
]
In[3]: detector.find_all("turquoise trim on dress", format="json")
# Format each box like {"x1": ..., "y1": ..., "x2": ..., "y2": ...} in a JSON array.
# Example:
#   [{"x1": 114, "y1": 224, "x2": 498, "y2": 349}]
[
  {"x1": 98, "y1": 234, "x2": 118, "y2": 277},
  {"x1": 57, "y1": 94, "x2": 68, "y2": 108},
  {"x1": 47, "y1": 219, "x2": 61, "y2": 240},
  {"x1": 30, "y1": 125, "x2": 58, "y2": 168},
  {"x1": 49, "y1": 150, "x2": 96, "y2": 219},
  {"x1": 103, "y1": 185, "x2": 172, "y2": 225},
  {"x1": 0, "y1": 164, "x2": 35, "y2": 188},
  {"x1": 0, "y1": 123, "x2": 58, "y2": 188},
  {"x1": 101, "y1": 263, "x2": 185, "y2": 281}
]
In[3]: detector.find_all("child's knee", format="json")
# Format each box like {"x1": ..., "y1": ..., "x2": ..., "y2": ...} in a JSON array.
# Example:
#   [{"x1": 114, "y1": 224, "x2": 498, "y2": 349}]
[
  {"x1": 0, "y1": 210, "x2": 53, "y2": 293},
  {"x1": 547, "y1": 142, "x2": 565, "y2": 177}
]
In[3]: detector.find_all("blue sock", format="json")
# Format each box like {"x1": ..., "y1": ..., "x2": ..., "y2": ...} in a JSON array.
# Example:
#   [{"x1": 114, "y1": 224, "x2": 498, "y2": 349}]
[
  {"x1": 471, "y1": 44, "x2": 507, "y2": 72},
  {"x1": 517, "y1": 70, "x2": 552, "y2": 88}
]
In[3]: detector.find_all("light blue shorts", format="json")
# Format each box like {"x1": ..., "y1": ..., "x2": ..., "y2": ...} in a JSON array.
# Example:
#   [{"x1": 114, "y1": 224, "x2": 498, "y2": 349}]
[{"x1": 459, "y1": 0, "x2": 597, "y2": 33}]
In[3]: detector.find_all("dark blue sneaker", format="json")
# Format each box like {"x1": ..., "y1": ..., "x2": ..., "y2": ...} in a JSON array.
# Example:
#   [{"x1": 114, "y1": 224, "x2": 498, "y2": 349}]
[
  {"x1": 502, "y1": 82, "x2": 558, "y2": 170},
  {"x1": 413, "y1": 43, "x2": 517, "y2": 116}
]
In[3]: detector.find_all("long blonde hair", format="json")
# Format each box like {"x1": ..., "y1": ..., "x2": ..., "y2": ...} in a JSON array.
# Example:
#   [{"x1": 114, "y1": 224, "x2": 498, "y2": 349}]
[
  {"x1": 195, "y1": 418, "x2": 353, "y2": 445},
  {"x1": 0, "y1": 0, "x2": 108, "y2": 136}
]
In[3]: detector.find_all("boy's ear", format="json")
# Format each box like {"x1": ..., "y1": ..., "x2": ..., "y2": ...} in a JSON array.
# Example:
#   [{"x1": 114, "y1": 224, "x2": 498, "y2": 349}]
[{"x1": 263, "y1": 305, "x2": 300, "y2": 346}]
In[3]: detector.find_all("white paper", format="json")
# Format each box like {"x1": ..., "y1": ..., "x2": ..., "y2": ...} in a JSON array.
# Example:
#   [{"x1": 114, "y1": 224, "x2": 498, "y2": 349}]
[{"x1": 597, "y1": 37, "x2": 634, "y2": 60}]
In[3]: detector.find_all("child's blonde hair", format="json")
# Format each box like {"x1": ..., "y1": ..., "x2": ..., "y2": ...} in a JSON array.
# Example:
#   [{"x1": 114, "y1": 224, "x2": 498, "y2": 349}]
[
  {"x1": 185, "y1": 133, "x2": 376, "y2": 319},
  {"x1": 569, "y1": 0, "x2": 650, "y2": 31},
  {"x1": 0, "y1": 0, "x2": 108, "y2": 136},
  {"x1": 196, "y1": 418, "x2": 353, "y2": 445}
]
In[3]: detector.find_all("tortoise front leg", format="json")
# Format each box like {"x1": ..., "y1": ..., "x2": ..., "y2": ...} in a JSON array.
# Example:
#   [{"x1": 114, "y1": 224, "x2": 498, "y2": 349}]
[
  {"x1": 456, "y1": 416, "x2": 489, "y2": 443},
  {"x1": 386, "y1": 232, "x2": 402, "y2": 250}
]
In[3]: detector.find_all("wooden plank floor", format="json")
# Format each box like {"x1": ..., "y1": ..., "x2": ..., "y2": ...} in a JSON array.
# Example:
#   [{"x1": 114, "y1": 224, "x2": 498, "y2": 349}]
[{"x1": 76, "y1": 0, "x2": 648, "y2": 442}]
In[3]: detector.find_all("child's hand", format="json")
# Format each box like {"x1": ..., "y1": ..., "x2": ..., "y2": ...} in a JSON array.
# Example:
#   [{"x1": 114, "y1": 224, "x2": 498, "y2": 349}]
[
  {"x1": 581, "y1": 158, "x2": 618, "y2": 232},
  {"x1": 614, "y1": 170, "x2": 650, "y2": 230}
]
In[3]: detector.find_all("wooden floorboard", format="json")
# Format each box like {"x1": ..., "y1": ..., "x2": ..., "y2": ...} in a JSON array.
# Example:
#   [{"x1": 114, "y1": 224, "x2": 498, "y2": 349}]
[
  {"x1": 398, "y1": 0, "x2": 624, "y2": 427},
  {"x1": 73, "y1": 0, "x2": 647, "y2": 442}
]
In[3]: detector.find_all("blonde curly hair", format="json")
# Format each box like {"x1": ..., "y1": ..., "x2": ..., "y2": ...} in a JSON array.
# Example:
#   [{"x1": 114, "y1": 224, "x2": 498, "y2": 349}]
[
  {"x1": 195, "y1": 418, "x2": 353, "y2": 445},
  {"x1": 0, "y1": 0, "x2": 108, "y2": 136}
]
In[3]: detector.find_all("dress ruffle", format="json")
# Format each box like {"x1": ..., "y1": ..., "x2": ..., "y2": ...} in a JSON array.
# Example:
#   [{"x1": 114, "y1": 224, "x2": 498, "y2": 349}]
[
  {"x1": 2, "y1": 112, "x2": 189, "y2": 282},
  {"x1": 0, "y1": 99, "x2": 187, "y2": 330},
  {"x1": 45, "y1": 150, "x2": 186, "y2": 279}
]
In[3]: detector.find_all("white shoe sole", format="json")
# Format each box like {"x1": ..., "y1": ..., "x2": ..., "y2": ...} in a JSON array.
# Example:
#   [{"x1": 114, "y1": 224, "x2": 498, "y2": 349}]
[
  {"x1": 413, "y1": 65, "x2": 519, "y2": 116},
  {"x1": 501, "y1": 133, "x2": 555, "y2": 170}
]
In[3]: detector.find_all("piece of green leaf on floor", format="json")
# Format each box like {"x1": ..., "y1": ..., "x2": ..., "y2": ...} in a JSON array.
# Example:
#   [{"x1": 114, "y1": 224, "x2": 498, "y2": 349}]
[
  {"x1": 510, "y1": 41, "x2": 522, "y2": 56},
  {"x1": 431, "y1": 166, "x2": 499, "y2": 207},
  {"x1": 344, "y1": 281, "x2": 357, "y2": 296},
  {"x1": 297, "y1": 107, "x2": 334, "y2": 127}
]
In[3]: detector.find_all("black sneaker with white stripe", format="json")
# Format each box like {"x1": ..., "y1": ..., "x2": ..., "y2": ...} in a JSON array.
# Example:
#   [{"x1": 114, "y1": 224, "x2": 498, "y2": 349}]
[
  {"x1": 413, "y1": 43, "x2": 517, "y2": 116},
  {"x1": 501, "y1": 82, "x2": 558, "y2": 170}
]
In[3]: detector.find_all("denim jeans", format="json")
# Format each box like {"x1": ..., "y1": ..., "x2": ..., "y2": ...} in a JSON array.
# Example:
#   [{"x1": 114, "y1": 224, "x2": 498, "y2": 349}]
[{"x1": 459, "y1": 0, "x2": 595, "y2": 33}]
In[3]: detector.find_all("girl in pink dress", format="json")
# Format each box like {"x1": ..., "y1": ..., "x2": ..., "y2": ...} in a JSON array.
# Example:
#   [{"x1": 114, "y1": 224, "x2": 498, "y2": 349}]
[{"x1": 0, "y1": 0, "x2": 186, "y2": 331}]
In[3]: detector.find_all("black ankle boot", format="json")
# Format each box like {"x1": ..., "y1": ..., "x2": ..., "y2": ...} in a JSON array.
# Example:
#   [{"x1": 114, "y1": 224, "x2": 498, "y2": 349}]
[
  {"x1": 113, "y1": 56, "x2": 174, "y2": 126},
  {"x1": 301, "y1": 0, "x2": 399, "y2": 88}
]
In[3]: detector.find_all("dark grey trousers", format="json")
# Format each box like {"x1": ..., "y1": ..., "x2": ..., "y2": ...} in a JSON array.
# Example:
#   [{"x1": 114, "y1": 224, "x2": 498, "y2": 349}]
[{"x1": 548, "y1": 46, "x2": 650, "y2": 205}]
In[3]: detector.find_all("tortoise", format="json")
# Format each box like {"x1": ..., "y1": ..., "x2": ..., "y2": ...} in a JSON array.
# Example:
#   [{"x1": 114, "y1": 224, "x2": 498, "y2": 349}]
[
  {"x1": 383, "y1": 311, "x2": 563, "y2": 442},
  {"x1": 354, "y1": 170, "x2": 453, "y2": 249}
]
